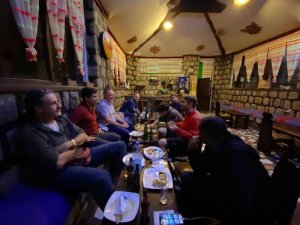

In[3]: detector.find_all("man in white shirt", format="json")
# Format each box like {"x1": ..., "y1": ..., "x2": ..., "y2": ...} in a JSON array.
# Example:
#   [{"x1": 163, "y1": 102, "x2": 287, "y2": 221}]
[{"x1": 97, "y1": 87, "x2": 133, "y2": 143}]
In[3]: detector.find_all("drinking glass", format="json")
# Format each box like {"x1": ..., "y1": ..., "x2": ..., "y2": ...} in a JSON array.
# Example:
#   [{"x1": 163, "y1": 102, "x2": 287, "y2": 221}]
[{"x1": 160, "y1": 182, "x2": 168, "y2": 205}]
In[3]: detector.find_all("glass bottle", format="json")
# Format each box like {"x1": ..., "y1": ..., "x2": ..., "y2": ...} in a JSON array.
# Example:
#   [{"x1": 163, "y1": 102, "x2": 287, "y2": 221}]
[
  {"x1": 143, "y1": 122, "x2": 149, "y2": 141},
  {"x1": 141, "y1": 189, "x2": 150, "y2": 225},
  {"x1": 127, "y1": 157, "x2": 133, "y2": 184},
  {"x1": 133, "y1": 164, "x2": 140, "y2": 193}
]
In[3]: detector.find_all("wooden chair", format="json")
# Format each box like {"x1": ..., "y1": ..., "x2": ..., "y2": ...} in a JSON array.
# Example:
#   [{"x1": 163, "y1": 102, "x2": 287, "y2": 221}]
[
  {"x1": 271, "y1": 158, "x2": 300, "y2": 225},
  {"x1": 215, "y1": 102, "x2": 231, "y2": 124},
  {"x1": 257, "y1": 112, "x2": 294, "y2": 156}
]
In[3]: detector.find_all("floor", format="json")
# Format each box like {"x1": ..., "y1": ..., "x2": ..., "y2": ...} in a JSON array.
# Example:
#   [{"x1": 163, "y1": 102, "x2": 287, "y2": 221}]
[{"x1": 80, "y1": 124, "x2": 300, "y2": 225}]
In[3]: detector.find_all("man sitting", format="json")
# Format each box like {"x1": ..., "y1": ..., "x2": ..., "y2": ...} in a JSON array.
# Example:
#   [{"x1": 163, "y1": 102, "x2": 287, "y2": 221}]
[
  {"x1": 119, "y1": 93, "x2": 140, "y2": 125},
  {"x1": 149, "y1": 102, "x2": 183, "y2": 135},
  {"x1": 181, "y1": 117, "x2": 273, "y2": 225},
  {"x1": 170, "y1": 94, "x2": 182, "y2": 113},
  {"x1": 70, "y1": 87, "x2": 121, "y2": 146},
  {"x1": 158, "y1": 96, "x2": 201, "y2": 156},
  {"x1": 16, "y1": 88, "x2": 127, "y2": 210},
  {"x1": 97, "y1": 87, "x2": 134, "y2": 143}
]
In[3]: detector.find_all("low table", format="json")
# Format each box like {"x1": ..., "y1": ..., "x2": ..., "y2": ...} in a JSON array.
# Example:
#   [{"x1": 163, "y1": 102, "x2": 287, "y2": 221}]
[{"x1": 223, "y1": 109, "x2": 249, "y2": 129}]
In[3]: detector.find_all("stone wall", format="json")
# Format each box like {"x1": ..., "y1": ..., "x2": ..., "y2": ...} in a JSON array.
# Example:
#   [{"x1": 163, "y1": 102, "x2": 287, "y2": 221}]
[
  {"x1": 212, "y1": 54, "x2": 300, "y2": 118},
  {"x1": 126, "y1": 55, "x2": 201, "y2": 95},
  {"x1": 84, "y1": 0, "x2": 131, "y2": 108}
]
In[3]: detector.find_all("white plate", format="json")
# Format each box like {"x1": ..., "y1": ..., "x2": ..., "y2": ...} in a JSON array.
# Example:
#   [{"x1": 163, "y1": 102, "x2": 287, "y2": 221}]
[
  {"x1": 129, "y1": 131, "x2": 143, "y2": 137},
  {"x1": 143, "y1": 146, "x2": 164, "y2": 160},
  {"x1": 143, "y1": 167, "x2": 173, "y2": 189},
  {"x1": 122, "y1": 153, "x2": 146, "y2": 167},
  {"x1": 104, "y1": 191, "x2": 140, "y2": 223}
]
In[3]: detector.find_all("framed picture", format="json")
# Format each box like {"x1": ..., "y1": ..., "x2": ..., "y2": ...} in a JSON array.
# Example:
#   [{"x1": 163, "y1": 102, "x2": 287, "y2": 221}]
[{"x1": 177, "y1": 76, "x2": 189, "y2": 95}]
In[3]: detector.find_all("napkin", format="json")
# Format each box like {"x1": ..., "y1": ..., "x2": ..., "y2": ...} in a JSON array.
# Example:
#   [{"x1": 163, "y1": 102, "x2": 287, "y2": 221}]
[{"x1": 114, "y1": 195, "x2": 129, "y2": 223}]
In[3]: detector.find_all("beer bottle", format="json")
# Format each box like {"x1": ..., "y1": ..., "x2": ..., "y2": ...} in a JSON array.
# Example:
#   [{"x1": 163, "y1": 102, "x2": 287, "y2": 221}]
[
  {"x1": 127, "y1": 157, "x2": 133, "y2": 184},
  {"x1": 143, "y1": 122, "x2": 149, "y2": 141},
  {"x1": 133, "y1": 164, "x2": 140, "y2": 192},
  {"x1": 141, "y1": 189, "x2": 150, "y2": 225}
]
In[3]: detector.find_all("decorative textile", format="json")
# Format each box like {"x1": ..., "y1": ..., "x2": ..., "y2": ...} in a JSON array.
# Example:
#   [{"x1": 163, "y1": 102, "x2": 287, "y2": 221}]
[
  {"x1": 67, "y1": 0, "x2": 85, "y2": 75},
  {"x1": 232, "y1": 31, "x2": 300, "y2": 86},
  {"x1": 47, "y1": 0, "x2": 68, "y2": 63},
  {"x1": 110, "y1": 38, "x2": 126, "y2": 85},
  {"x1": 287, "y1": 38, "x2": 300, "y2": 77},
  {"x1": 9, "y1": 0, "x2": 39, "y2": 62}
]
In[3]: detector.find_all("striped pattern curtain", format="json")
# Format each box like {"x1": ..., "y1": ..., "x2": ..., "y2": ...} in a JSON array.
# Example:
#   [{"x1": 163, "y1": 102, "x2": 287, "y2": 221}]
[
  {"x1": 67, "y1": 0, "x2": 85, "y2": 75},
  {"x1": 47, "y1": 0, "x2": 67, "y2": 63},
  {"x1": 287, "y1": 38, "x2": 300, "y2": 77},
  {"x1": 9, "y1": 0, "x2": 39, "y2": 62}
]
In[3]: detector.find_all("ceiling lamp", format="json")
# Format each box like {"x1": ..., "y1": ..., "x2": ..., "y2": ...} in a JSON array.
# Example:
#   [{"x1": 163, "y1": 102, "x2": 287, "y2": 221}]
[
  {"x1": 234, "y1": 0, "x2": 250, "y2": 6},
  {"x1": 163, "y1": 21, "x2": 173, "y2": 30}
]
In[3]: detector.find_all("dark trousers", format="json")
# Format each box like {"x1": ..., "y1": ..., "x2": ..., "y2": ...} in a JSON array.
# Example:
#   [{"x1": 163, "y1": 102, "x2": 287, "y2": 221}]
[
  {"x1": 107, "y1": 121, "x2": 134, "y2": 143},
  {"x1": 50, "y1": 141, "x2": 127, "y2": 210}
]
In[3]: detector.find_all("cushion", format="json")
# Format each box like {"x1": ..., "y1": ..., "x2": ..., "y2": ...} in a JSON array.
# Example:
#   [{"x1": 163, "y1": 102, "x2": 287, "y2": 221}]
[{"x1": 0, "y1": 182, "x2": 71, "y2": 225}]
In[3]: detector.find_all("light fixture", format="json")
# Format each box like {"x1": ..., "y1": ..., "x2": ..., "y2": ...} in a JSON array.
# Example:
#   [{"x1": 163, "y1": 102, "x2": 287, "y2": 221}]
[
  {"x1": 163, "y1": 21, "x2": 173, "y2": 30},
  {"x1": 234, "y1": 0, "x2": 250, "y2": 6}
]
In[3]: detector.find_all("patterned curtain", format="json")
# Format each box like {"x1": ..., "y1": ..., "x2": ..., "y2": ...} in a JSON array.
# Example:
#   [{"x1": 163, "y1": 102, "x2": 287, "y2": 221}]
[
  {"x1": 257, "y1": 49, "x2": 268, "y2": 77},
  {"x1": 9, "y1": 0, "x2": 39, "y2": 62},
  {"x1": 287, "y1": 38, "x2": 300, "y2": 77},
  {"x1": 245, "y1": 50, "x2": 256, "y2": 80},
  {"x1": 67, "y1": 0, "x2": 85, "y2": 75},
  {"x1": 47, "y1": 0, "x2": 67, "y2": 63},
  {"x1": 268, "y1": 43, "x2": 285, "y2": 77}
]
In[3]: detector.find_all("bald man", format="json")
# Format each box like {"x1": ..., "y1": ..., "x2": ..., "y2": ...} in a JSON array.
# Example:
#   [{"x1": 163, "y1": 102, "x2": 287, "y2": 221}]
[{"x1": 120, "y1": 93, "x2": 140, "y2": 125}]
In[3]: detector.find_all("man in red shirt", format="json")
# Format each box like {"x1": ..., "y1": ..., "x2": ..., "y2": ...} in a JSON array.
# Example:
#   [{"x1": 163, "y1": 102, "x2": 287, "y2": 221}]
[
  {"x1": 158, "y1": 95, "x2": 201, "y2": 156},
  {"x1": 70, "y1": 87, "x2": 121, "y2": 146}
]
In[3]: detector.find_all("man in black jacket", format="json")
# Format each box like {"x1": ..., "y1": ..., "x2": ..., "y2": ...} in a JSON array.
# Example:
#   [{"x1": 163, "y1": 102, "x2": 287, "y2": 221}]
[
  {"x1": 181, "y1": 117, "x2": 273, "y2": 225},
  {"x1": 16, "y1": 88, "x2": 126, "y2": 210}
]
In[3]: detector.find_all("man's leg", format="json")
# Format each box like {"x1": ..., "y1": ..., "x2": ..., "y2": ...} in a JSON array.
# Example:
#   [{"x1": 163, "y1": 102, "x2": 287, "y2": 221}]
[
  {"x1": 107, "y1": 124, "x2": 130, "y2": 143},
  {"x1": 51, "y1": 166, "x2": 113, "y2": 210},
  {"x1": 97, "y1": 132, "x2": 121, "y2": 142},
  {"x1": 89, "y1": 141, "x2": 127, "y2": 180}
]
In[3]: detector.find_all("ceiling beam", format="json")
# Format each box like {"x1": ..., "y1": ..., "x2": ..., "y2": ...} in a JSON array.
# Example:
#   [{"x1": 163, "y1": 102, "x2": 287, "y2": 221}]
[
  {"x1": 204, "y1": 12, "x2": 225, "y2": 56},
  {"x1": 132, "y1": 12, "x2": 180, "y2": 56}
]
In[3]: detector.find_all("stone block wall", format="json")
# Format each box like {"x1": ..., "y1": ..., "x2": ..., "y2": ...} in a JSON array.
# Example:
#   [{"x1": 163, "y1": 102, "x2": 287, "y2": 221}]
[
  {"x1": 126, "y1": 55, "x2": 201, "y2": 95},
  {"x1": 212, "y1": 54, "x2": 300, "y2": 118},
  {"x1": 84, "y1": 0, "x2": 132, "y2": 108}
]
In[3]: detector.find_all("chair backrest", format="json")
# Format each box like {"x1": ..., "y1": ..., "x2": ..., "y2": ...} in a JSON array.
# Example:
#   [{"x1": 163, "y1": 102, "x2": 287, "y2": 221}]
[
  {"x1": 271, "y1": 158, "x2": 300, "y2": 225},
  {"x1": 215, "y1": 101, "x2": 221, "y2": 116}
]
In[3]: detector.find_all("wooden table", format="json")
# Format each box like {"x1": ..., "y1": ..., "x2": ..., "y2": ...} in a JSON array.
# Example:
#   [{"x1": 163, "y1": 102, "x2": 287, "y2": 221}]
[
  {"x1": 273, "y1": 122, "x2": 300, "y2": 139},
  {"x1": 104, "y1": 147, "x2": 178, "y2": 225},
  {"x1": 223, "y1": 109, "x2": 249, "y2": 129}
]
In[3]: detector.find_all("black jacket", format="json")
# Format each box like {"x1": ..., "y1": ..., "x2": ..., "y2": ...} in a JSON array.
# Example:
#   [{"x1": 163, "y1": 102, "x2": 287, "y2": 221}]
[{"x1": 189, "y1": 133, "x2": 272, "y2": 225}]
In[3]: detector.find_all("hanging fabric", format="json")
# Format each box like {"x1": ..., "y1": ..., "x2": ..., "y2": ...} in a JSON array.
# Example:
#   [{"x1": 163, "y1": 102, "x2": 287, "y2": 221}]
[
  {"x1": 67, "y1": 0, "x2": 85, "y2": 75},
  {"x1": 287, "y1": 38, "x2": 300, "y2": 78},
  {"x1": 46, "y1": 0, "x2": 67, "y2": 63},
  {"x1": 9, "y1": 0, "x2": 39, "y2": 62},
  {"x1": 245, "y1": 50, "x2": 256, "y2": 80},
  {"x1": 268, "y1": 43, "x2": 285, "y2": 77}
]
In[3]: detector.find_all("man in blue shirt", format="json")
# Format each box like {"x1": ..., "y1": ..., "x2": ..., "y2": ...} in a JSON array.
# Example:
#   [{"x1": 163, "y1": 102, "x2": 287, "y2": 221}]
[{"x1": 120, "y1": 93, "x2": 140, "y2": 125}]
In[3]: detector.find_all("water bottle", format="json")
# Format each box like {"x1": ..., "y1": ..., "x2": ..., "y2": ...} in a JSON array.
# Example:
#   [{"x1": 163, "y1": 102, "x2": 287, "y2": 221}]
[{"x1": 132, "y1": 141, "x2": 142, "y2": 172}]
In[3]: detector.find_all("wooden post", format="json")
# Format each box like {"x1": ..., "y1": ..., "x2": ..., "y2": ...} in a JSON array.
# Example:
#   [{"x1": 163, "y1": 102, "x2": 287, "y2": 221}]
[{"x1": 257, "y1": 112, "x2": 273, "y2": 155}]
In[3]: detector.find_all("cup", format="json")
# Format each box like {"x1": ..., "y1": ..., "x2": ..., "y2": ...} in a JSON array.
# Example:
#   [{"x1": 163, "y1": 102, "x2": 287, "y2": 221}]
[{"x1": 160, "y1": 187, "x2": 168, "y2": 205}]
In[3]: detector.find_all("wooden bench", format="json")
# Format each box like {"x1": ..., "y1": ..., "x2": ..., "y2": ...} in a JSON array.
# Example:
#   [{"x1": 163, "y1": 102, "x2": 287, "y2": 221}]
[{"x1": 0, "y1": 122, "x2": 86, "y2": 225}]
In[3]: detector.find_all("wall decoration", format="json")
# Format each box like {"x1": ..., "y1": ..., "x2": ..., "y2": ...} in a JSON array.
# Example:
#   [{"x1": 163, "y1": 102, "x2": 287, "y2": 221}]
[
  {"x1": 9, "y1": 0, "x2": 39, "y2": 62},
  {"x1": 98, "y1": 31, "x2": 113, "y2": 59},
  {"x1": 110, "y1": 37, "x2": 126, "y2": 85},
  {"x1": 240, "y1": 22, "x2": 262, "y2": 35},
  {"x1": 196, "y1": 44, "x2": 205, "y2": 51},
  {"x1": 149, "y1": 45, "x2": 161, "y2": 54},
  {"x1": 127, "y1": 35, "x2": 137, "y2": 44},
  {"x1": 47, "y1": 0, "x2": 68, "y2": 63},
  {"x1": 232, "y1": 31, "x2": 300, "y2": 89},
  {"x1": 67, "y1": 0, "x2": 86, "y2": 75},
  {"x1": 139, "y1": 58, "x2": 182, "y2": 75}
]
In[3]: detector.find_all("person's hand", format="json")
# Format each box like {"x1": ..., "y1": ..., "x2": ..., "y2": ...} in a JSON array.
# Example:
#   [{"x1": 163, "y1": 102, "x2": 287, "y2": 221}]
[
  {"x1": 167, "y1": 121, "x2": 175, "y2": 126},
  {"x1": 87, "y1": 135, "x2": 96, "y2": 142},
  {"x1": 74, "y1": 148, "x2": 91, "y2": 166},
  {"x1": 168, "y1": 124, "x2": 178, "y2": 131},
  {"x1": 98, "y1": 128, "x2": 103, "y2": 134},
  {"x1": 188, "y1": 136, "x2": 201, "y2": 152},
  {"x1": 121, "y1": 121, "x2": 129, "y2": 128}
]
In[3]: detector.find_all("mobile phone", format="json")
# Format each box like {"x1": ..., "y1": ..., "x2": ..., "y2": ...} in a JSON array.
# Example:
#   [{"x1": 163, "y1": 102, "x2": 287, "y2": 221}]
[{"x1": 159, "y1": 213, "x2": 184, "y2": 225}]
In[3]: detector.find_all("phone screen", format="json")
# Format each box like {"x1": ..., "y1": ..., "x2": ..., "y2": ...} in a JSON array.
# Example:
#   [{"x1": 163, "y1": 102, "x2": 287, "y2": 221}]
[{"x1": 159, "y1": 213, "x2": 184, "y2": 225}]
